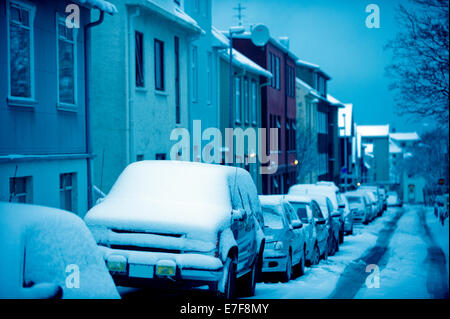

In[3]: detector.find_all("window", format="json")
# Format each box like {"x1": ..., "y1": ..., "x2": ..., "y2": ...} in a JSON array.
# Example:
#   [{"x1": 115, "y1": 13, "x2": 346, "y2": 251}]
[
  {"x1": 136, "y1": 154, "x2": 144, "y2": 161},
  {"x1": 174, "y1": 36, "x2": 180, "y2": 123},
  {"x1": 275, "y1": 56, "x2": 280, "y2": 90},
  {"x1": 286, "y1": 65, "x2": 295, "y2": 97},
  {"x1": 9, "y1": 176, "x2": 32, "y2": 203},
  {"x1": 268, "y1": 53, "x2": 273, "y2": 87},
  {"x1": 319, "y1": 153, "x2": 328, "y2": 176},
  {"x1": 7, "y1": 0, "x2": 36, "y2": 100},
  {"x1": 235, "y1": 77, "x2": 241, "y2": 123},
  {"x1": 191, "y1": 45, "x2": 198, "y2": 102},
  {"x1": 174, "y1": 0, "x2": 180, "y2": 5},
  {"x1": 155, "y1": 153, "x2": 166, "y2": 160},
  {"x1": 244, "y1": 78, "x2": 249, "y2": 124},
  {"x1": 60, "y1": 173, "x2": 76, "y2": 213},
  {"x1": 251, "y1": 81, "x2": 257, "y2": 125},
  {"x1": 154, "y1": 39, "x2": 164, "y2": 91},
  {"x1": 318, "y1": 111, "x2": 328, "y2": 134},
  {"x1": 207, "y1": 51, "x2": 212, "y2": 105},
  {"x1": 135, "y1": 31, "x2": 144, "y2": 87},
  {"x1": 57, "y1": 14, "x2": 77, "y2": 107}
]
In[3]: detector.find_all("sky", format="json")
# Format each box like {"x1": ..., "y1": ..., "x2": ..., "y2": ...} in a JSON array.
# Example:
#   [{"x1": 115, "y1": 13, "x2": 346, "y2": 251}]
[{"x1": 212, "y1": 0, "x2": 432, "y2": 133}]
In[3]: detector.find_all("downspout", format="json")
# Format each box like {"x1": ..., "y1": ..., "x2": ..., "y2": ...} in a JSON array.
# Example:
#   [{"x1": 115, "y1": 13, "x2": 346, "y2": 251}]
[
  {"x1": 127, "y1": 7, "x2": 140, "y2": 165},
  {"x1": 85, "y1": 10, "x2": 105, "y2": 209}
]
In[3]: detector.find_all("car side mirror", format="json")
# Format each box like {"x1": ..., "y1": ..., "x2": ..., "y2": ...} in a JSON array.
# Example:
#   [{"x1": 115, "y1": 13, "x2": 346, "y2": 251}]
[
  {"x1": 291, "y1": 220, "x2": 303, "y2": 229},
  {"x1": 331, "y1": 212, "x2": 341, "y2": 218},
  {"x1": 232, "y1": 209, "x2": 246, "y2": 221},
  {"x1": 339, "y1": 204, "x2": 345, "y2": 209}
]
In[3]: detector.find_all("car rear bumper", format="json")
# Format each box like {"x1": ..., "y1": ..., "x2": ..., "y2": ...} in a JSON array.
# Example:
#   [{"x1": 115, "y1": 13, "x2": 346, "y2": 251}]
[{"x1": 99, "y1": 246, "x2": 223, "y2": 286}]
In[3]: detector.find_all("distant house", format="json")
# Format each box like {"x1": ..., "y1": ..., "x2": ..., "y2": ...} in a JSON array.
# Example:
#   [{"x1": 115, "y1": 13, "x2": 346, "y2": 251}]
[
  {"x1": 212, "y1": 27, "x2": 272, "y2": 193},
  {"x1": 389, "y1": 132, "x2": 424, "y2": 203},
  {"x1": 89, "y1": 0, "x2": 203, "y2": 195},
  {"x1": 231, "y1": 33, "x2": 298, "y2": 194},
  {"x1": 356, "y1": 124, "x2": 390, "y2": 184},
  {"x1": 0, "y1": 0, "x2": 116, "y2": 215},
  {"x1": 338, "y1": 103, "x2": 357, "y2": 188},
  {"x1": 296, "y1": 60, "x2": 342, "y2": 185}
]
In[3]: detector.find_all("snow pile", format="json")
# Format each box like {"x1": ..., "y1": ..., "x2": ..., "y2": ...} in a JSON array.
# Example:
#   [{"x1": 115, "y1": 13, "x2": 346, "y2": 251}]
[{"x1": 0, "y1": 202, "x2": 119, "y2": 299}]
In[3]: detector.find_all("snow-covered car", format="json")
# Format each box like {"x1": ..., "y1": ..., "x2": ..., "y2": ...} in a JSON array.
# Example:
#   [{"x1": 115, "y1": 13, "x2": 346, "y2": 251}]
[
  {"x1": 345, "y1": 191, "x2": 370, "y2": 224},
  {"x1": 360, "y1": 185, "x2": 382, "y2": 217},
  {"x1": 0, "y1": 202, "x2": 120, "y2": 299},
  {"x1": 84, "y1": 161, "x2": 265, "y2": 299},
  {"x1": 284, "y1": 195, "x2": 326, "y2": 266},
  {"x1": 361, "y1": 190, "x2": 377, "y2": 221},
  {"x1": 259, "y1": 196, "x2": 305, "y2": 282},
  {"x1": 378, "y1": 188, "x2": 387, "y2": 211},
  {"x1": 387, "y1": 191, "x2": 402, "y2": 207},
  {"x1": 288, "y1": 183, "x2": 347, "y2": 244},
  {"x1": 340, "y1": 195, "x2": 354, "y2": 235}
]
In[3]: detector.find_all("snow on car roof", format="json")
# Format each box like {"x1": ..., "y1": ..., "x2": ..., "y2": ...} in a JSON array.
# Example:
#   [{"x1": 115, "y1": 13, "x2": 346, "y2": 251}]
[
  {"x1": 0, "y1": 202, "x2": 119, "y2": 299},
  {"x1": 284, "y1": 194, "x2": 312, "y2": 204},
  {"x1": 259, "y1": 195, "x2": 285, "y2": 206}
]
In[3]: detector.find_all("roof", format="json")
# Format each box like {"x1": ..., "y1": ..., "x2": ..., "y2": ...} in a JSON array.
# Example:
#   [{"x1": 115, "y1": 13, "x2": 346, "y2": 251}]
[
  {"x1": 295, "y1": 77, "x2": 327, "y2": 102},
  {"x1": 327, "y1": 94, "x2": 346, "y2": 108},
  {"x1": 75, "y1": 0, "x2": 117, "y2": 14},
  {"x1": 390, "y1": 132, "x2": 420, "y2": 142},
  {"x1": 222, "y1": 30, "x2": 299, "y2": 61},
  {"x1": 130, "y1": 0, "x2": 204, "y2": 34},
  {"x1": 212, "y1": 26, "x2": 272, "y2": 78},
  {"x1": 357, "y1": 124, "x2": 390, "y2": 137},
  {"x1": 284, "y1": 194, "x2": 312, "y2": 204},
  {"x1": 338, "y1": 103, "x2": 353, "y2": 137},
  {"x1": 258, "y1": 195, "x2": 286, "y2": 206},
  {"x1": 296, "y1": 59, "x2": 331, "y2": 80}
]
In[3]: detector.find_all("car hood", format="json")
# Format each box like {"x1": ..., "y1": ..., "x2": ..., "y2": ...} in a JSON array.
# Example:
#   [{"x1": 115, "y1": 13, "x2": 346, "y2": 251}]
[
  {"x1": 263, "y1": 227, "x2": 287, "y2": 243},
  {"x1": 85, "y1": 198, "x2": 231, "y2": 242}
]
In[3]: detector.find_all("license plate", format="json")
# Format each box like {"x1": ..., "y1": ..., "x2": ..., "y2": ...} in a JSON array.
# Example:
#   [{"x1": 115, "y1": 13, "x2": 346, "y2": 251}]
[
  {"x1": 129, "y1": 264, "x2": 154, "y2": 279},
  {"x1": 156, "y1": 265, "x2": 175, "y2": 276}
]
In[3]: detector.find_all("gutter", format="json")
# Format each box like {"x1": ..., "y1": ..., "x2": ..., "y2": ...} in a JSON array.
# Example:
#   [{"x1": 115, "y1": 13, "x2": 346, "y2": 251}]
[{"x1": 85, "y1": 10, "x2": 105, "y2": 209}]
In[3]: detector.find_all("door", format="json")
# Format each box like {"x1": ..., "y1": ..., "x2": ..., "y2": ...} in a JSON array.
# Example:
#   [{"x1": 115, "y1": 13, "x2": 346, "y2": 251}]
[
  {"x1": 283, "y1": 203, "x2": 303, "y2": 265},
  {"x1": 311, "y1": 200, "x2": 328, "y2": 254}
]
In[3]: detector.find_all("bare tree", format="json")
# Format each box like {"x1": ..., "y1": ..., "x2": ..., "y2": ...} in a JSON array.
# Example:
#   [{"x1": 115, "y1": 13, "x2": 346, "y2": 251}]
[{"x1": 385, "y1": 0, "x2": 449, "y2": 125}]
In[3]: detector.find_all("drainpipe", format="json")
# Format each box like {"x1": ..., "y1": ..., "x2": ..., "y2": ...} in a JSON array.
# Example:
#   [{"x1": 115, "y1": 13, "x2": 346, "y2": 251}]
[
  {"x1": 85, "y1": 10, "x2": 105, "y2": 209},
  {"x1": 127, "y1": 7, "x2": 140, "y2": 165}
]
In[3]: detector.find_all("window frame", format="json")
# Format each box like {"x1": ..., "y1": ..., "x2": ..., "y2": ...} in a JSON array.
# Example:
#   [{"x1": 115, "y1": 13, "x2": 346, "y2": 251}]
[
  {"x1": 251, "y1": 80, "x2": 257, "y2": 125},
  {"x1": 60, "y1": 173, "x2": 77, "y2": 213},
  {"x1": 154, "y1": 38, "x2": 165, "y2": 91},
  {"x1": 235, "y1": 76, "x2": 241, "y2": 124},
  {"x1": 243, "y1": 77, "x2": 249, "y2": 124},
  {"x1": 135, "y1": 31, "x2": 145, "y2": 88},
  {"x1": 9, "y1": 176, "x2": 33, "y2": 203},
  {"x1": 6, "y1": 0, "x2": 37, "y2": 106},
  {"x1": 56, "y1": 12, "x2": 78, "y2": 111}
]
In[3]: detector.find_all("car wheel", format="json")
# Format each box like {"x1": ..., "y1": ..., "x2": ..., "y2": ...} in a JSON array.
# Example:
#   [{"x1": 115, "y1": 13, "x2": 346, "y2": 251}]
[
  {"x1": 281, "y1": 253, "x2": 292, "y2": 282},
  {"x1": 238, "y1": 260, "x2": 257, "y2": 297},
  {"x1": 215, "y1": 257, "x2": 236, "y2": 299},
  {"x1": 298, "y1": 250, "x2": 305, "y2": 276},
  {"x1": 339, "y1": 228, "x2": 344, "y2": 244},
  {"x1": 311, "y1": 243, "x2": 320, "y2": 265},
  {"x1": 328, "y1": 235, "x2": 336, "y2": 256}
]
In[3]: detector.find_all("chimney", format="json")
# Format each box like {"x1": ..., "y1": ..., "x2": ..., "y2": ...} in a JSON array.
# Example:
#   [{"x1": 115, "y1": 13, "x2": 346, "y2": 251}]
[{"x1": 279, "y1": 37, "x2": 289, "y2": 50}]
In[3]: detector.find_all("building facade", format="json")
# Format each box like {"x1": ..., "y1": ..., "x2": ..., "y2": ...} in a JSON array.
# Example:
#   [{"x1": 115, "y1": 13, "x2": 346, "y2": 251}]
[
  {"x1": 232, "y1": 34, "x2": 297, "y2": 194},
  {"x1": 89, "y1": 0, "x2": 203, "y2": 195},
  {"x1": 0, "y1": 0, "x2": 116, "y2": 215}
]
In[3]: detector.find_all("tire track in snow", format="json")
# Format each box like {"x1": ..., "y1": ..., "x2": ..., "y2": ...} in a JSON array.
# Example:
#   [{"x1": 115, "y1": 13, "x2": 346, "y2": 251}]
[
  {"x1": 418, "y1": 208, "x2": 449, "y2": 299},
  {"x1": 328, "y1": 208, "x2": 405, "y2": 299}
]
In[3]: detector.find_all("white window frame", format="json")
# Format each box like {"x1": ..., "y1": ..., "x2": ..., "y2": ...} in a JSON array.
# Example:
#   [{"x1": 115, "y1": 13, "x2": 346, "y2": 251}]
[
  {"x1": 60, "y1": 172, "x2": 77, "y2": 213},
  {"x1": 56, "y1": 13, "x2": 78, "y2": 111},
  {"x1": 6, "y1": 0, "x2": 36, "y2": 106}
]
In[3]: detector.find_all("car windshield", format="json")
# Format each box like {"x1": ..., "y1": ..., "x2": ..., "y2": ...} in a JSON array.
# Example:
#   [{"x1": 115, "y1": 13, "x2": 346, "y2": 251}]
[
  {"x1": 290, "y1": 202, "x2": 308, "y2": 222},
  {"x1": 346, "y1": 196, "x2": 362, "y2": 204},
  {"x1": 262, "y1": 206, "x2": 284, "y2": 230}
]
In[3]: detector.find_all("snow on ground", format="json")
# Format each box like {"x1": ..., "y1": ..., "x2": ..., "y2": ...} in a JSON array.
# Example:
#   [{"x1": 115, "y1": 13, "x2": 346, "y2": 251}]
[
  {"x1": 247, "y1": 214, "x2": 388, "y2": 299},
  {"x1": 355, "y1": 205, "x2": 449, "y2": 299}
]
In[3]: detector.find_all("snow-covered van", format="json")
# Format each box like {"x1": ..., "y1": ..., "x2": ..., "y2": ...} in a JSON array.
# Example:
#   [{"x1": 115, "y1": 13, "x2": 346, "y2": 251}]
[{"x1": 85, "y1": 161, "x2": 265, "y2": 298}]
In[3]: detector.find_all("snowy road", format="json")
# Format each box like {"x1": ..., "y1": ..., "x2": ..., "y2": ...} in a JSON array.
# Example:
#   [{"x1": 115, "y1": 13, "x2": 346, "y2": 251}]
[{"x1": 119, "y1": 205, "x2": 449, "y2": 299}]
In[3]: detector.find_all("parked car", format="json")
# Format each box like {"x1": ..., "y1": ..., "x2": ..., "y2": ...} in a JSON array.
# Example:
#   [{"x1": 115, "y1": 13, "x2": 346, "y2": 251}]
[
  {"x1": 288, "y1": 183, "x2": 347, "y2": 244},
  {"x1": 259, "y1": 196, "x2": 306, "y2": 282},
  {"x1": 0, "y1": 202, "x2": 120, "y2": 299},
  {"x1": 340, "y1": 195, "x2": 354, "y2": 235},
  {"x1": 344, "y1": 191, "x2": 370, "y2": 224},
  {"x1": 378, "y1": 187, "x2": 387, "y2": 211},
  {"x1": 387, "y1": 191, "x2": 402, "y2": 207},
  {"x1": 284, "y1": 195, "x2": 327, "y2": 266},
  {"x1": 85, "y1": 161, "x2": 265, "y2": 299},
  {"x1": 362, "y1": 190, "x2": 378, "y2": 221},
  {"x1": 360, "y1": 185, "x2": 382, "y2": 217}
]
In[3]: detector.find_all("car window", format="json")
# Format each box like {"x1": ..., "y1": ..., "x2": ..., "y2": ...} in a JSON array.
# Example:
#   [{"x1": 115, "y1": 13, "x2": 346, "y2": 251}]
[
  {"x1": 311, "y1": 200, "x2": 324, "y2": 219},
  {"x1": 262, "y1": 206, "x2": 284, "y2": 230},
  {"x1": 290, "y1": 202, "x2": 309, "y2": 223},
  {"x1": 326, "y1": 198, "x2": 334, "y2": 213},
  {"x1": 346, "y1": 196, "x2": 362, "y2": 204},
  {"x1": 285, "y1": 203, "x2": 300, "y2": 224},
  {"x1": 282, "y1": 204, "x2": 293, "y2": 225}
]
